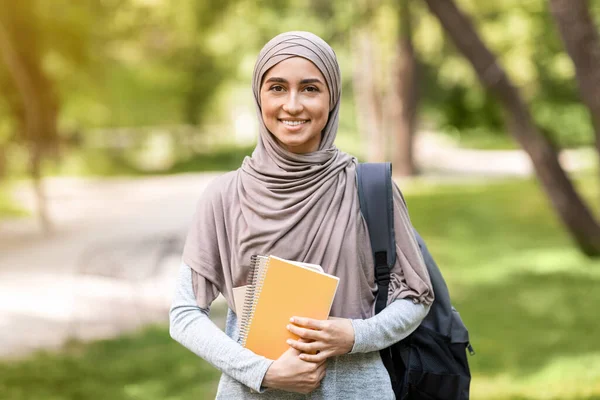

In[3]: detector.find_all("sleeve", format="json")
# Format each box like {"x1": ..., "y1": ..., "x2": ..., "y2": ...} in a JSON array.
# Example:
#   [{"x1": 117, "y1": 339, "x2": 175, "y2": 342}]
[
  {"x1": 169, "y1": 262, "x2": 273, "y2": 392},
  {"x1": 386, "y1": 183, "x2": 434, "y2": 306},
  {"x1": 182, "y1": 175, "x2": 232, "y2": 309},
  {"x1": 349, "y1": 299, "x2": 430, "y2": 354}
]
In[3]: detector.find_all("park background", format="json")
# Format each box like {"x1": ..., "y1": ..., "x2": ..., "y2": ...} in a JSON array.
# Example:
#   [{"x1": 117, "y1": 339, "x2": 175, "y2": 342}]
[{"x1": 0, "y1": 0, "x2": 599, "y2": 399}]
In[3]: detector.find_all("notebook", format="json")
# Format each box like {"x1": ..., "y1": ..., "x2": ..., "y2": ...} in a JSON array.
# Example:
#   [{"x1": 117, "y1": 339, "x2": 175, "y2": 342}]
[{"x1": 237, "y1": 255, "x2": 340, "y2": 360}]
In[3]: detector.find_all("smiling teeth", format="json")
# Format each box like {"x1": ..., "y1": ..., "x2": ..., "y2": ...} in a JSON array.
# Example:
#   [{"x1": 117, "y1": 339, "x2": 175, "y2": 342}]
[{"x1": 282, "y1": 120, "x2": 307, "y2": 126}]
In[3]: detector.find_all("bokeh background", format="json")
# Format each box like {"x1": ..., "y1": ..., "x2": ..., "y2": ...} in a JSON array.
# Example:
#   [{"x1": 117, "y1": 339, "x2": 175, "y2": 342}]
[{"x1": 0, "y1": 0, "x2": 599, "y2": 399}]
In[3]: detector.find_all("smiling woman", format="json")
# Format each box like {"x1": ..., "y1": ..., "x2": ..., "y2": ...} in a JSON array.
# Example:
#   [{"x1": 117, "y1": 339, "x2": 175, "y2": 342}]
[
  {"x1": 169, "y1": 31, "x2": 433, "y2": 399},
  {"x1": 260, "y1": 57, "x2": 330, "y2": 154}
]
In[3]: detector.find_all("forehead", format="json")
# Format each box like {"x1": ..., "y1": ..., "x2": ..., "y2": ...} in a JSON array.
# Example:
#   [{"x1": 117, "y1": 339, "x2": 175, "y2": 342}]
[{"x1": 262, "y1": 56, "x2": 326, "y2": 82}]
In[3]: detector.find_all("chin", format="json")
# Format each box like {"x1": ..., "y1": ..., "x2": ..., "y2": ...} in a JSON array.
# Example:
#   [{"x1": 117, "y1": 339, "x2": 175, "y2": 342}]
[
  {"x1": 275, "y1": 134, "x2": 306, "y2": 147},
  {"x1": 280, "y1": 139, "x2": 306, "y2": 148}
]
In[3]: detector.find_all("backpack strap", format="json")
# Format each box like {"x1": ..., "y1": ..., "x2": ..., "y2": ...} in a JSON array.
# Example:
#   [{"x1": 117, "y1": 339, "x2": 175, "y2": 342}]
[{"x1": 356, "y1": 162, "x2": 396, "y2": 315}]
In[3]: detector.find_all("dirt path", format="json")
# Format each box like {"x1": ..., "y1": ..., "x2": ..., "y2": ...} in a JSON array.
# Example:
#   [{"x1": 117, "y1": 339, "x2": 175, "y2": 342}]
[{"x1": 0, "y1": 173, "x2": 221, "y2": 358}]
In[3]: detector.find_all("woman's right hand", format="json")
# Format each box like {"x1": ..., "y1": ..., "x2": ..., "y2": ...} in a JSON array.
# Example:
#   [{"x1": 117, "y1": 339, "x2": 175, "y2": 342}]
[{"x1": 262, "y1": 346, "x2": 327, "y2": 394}]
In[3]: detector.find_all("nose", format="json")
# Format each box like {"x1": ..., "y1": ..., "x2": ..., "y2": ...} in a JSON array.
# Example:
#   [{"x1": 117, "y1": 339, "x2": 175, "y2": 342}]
[{"x1": 282, "y1": 92, "x2": 303, "y2": 115}]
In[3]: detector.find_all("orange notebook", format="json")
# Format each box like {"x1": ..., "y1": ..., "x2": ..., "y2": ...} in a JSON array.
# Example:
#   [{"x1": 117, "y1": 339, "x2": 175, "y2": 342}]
[{"x1": 238, "y1": 255, "x2": 340, "y2": 360}]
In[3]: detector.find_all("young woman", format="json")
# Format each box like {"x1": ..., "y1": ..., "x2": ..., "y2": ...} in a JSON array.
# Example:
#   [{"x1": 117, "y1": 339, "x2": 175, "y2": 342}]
[{"x1": 169, "y1": 31, "x2": 434, "y2": 399}]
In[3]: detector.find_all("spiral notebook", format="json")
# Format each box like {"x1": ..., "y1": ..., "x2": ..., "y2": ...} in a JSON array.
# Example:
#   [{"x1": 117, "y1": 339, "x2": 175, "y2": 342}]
[{"x1": 236, "y1": 255, "x2": 340, "y2": 360}]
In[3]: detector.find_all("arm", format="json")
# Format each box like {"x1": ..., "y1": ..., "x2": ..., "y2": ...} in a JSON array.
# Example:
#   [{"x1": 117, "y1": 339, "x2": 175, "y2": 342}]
[
  {"x1": 169, "y1": 263, "x2": 273, "y2": 392},
  {"x1": 350, "y1": 298, "x2": 429, "y2": 354},
  {"x1": 286, "y1": 298, "x2": 429, "y2": 361}
]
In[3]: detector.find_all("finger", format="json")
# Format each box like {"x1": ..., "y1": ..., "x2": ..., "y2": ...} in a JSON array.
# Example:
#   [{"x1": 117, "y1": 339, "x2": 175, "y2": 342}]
[
  {"x1": 287, "y1": 324, "x2": 322, "y2": 341},
  {"x1": 299, "y1": 350, "x2": 329, "y2": 363},
  {"x1": 284, "y1": 345, "x2": 302, "y2": 357},
  {"x1": 287, "y1": 339, "x2": 320, "y2": 354},
  {"x1": 290, "y1": 317, "x2": 326, "y2": 330}
]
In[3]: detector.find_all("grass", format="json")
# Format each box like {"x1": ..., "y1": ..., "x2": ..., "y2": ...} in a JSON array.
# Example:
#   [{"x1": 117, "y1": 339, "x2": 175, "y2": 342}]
[
  {"x1": 45, "y1": 145, "x2": 256, "y2": 177},
  {"x1": 443, "y1": 128, "x2": 594, "y2": 150},
  {"x1": 0, "y1": 325, "x2": 222, "y2": 400},
  {"x1": 449, "y1": 130, "x2": 520, "y2": 150},
  {"x1": 0, "y1": 183, "x2": 28, "y2": 219},
  {"x1": 160, "y1": 145, "x2": 255, "y2": 175},
  {"x1": 0, "y1": 175, "x2": 599, "y2": 399},
  {"x1": 406, "y1": 175, "x2": 600, "y2": 399}
]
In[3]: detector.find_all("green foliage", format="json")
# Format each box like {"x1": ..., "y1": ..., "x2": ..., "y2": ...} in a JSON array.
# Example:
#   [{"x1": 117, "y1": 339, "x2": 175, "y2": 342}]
[
  {"x1": 417, "y1": 0, "x2": 596, "y2": 149},
  {"x1": 162, "y1": 145, "x2": 255, "y2": 174},
  {"x1": 1, "y1": 0, "x2": 600, "y2": 175},
  {"x1": 41, "y1": 145, "x2": 256, "y2": 178}
]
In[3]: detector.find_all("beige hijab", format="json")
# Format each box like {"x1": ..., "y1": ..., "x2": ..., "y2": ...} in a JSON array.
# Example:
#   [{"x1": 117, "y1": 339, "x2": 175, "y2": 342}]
[{"x1": 182, "y1": 31, "x2": 433, "y2": 319}]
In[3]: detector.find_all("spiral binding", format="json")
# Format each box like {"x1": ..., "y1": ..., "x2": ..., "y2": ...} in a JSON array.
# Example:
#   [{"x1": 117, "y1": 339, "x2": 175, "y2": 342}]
[{"x1": 239, "y1": 254, "x2": 269, "y2": 346}]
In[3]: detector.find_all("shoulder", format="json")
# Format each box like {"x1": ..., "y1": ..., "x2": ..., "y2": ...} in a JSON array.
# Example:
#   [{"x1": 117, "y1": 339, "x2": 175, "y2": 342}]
[
  {"x1": 192, "y1": 170, "x2": 240, "y2": 211},
  {"x1": 200, "y1": 170, "x2": 239, "y2": 199}
]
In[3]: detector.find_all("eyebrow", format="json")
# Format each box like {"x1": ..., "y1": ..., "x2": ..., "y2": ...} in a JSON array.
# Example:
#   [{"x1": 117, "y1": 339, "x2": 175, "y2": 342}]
[{"x1": 264, "y1": 77, "x2": 324, "y2": 85}]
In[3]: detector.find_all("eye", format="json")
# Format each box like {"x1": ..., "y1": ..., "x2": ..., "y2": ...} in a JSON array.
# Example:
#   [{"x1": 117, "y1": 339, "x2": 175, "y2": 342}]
[
  {"x1": 304, "y1": 86, "x2": 319, "y2": 93},
  {"x1": 269, "y1": 85, "x2": 285, "y2": 92}
]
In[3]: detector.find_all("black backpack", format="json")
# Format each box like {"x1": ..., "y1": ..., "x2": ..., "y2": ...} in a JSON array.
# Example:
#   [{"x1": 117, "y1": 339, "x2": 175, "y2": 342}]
[{"x1": 356, "y1": 162, "x2": 474, "y2": 400}]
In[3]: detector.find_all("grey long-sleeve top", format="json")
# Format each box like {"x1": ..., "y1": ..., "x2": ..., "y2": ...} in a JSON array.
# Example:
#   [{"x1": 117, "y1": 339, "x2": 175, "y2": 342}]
[{"x1": 169, "y1": 263, "x2": 429, "y2": 399}]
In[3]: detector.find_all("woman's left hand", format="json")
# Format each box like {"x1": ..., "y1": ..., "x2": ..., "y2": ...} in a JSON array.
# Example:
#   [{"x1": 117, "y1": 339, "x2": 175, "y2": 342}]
[{"x1": 286, "y1": 317, "x2": 355, "y2": 363}]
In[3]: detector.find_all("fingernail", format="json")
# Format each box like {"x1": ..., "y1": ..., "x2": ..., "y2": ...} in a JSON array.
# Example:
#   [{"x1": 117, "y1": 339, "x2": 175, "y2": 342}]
[
  {"x1": 286, "y1": 325, "x2": 291, "y2": 330},
  {"x1": 286, "y1": 339, "x2": 292, "y2": 345},
  {"x1": 290, "y1": 317, "x2": 295, "y2": 323}
]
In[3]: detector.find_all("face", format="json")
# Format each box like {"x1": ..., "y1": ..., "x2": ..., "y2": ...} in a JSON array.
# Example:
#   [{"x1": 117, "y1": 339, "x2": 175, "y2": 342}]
[{"x1": 260, "y1": 57, "x2": 330, "y2": 154}]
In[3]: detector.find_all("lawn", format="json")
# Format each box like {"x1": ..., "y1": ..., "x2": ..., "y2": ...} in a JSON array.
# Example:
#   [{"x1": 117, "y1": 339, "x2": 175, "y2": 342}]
[
  {"x1": 405, "y1": 175, "x2": 600, "y2": 399},
  {"x1": 1, "y1": 175, "x2": 599, "y2": 399},
  {"x1": 0, "y1": 183, "x2": 28, "y2": 219},
  {"x1": 0, "y1": 324, "x2": 223, "y2": 400}
]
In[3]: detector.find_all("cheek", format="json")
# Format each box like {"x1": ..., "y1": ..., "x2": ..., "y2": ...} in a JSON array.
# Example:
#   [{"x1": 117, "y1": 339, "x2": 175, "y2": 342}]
[
  {"x1": 260, "y1": 93, "x2": 273, "y2": 118},
  {"x1": 261, "y1": 101, "x2": 278, "y2": 120},
  {"x1": 316, "y1": 102, "x2": 330, "y2": 127}
]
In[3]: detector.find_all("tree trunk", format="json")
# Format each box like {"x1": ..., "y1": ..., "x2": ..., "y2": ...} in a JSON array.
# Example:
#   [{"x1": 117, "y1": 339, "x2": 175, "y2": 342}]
[
  {"x1": 29, "y1": 143, "x2": 51, "y2": 234},
  {"x1": 548, "y1": 0, "x2": 600, "y2": 173},
  {"x1": 352, "y1": 28, "x2": 386, "y2": 162},
  {"x1": 391, "y1": 0, "x2": 418, "y2": 176},
  {"x1": 0, "y1": 14, "x2": 53, "y2": 234},
  {"x1": 0, "y1": 145, "x2": 6, "y2": 179},
  {"x1": 423, "y1": 0, "x2": 600, "y2": 256}
]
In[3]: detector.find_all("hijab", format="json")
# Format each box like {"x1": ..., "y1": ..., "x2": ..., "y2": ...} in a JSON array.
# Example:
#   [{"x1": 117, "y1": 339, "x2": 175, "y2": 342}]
[{"x1": 182, "y1": 31, "x2": 433, "y2": 319}]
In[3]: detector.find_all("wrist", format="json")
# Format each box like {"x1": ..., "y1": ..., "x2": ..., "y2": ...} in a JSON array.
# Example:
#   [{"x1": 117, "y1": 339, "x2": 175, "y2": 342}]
[
  {"x1": 346, "y1": 318, "x2": 356, "y2": 354},
  {"x1": 262, "y1": 362, "x2": 279, "y2": 388},
  {"x1": 349, "y1": 319, "x2": 366, "y2": 354}
]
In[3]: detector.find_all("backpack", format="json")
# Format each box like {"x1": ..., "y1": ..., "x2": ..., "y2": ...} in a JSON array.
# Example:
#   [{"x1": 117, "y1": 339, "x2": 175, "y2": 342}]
[{"x1": 356, "y1": 162, "x2": 474, "y2": 400}]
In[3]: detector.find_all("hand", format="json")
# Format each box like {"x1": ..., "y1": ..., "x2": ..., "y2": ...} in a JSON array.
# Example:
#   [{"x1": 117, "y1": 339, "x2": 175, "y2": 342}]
[
  {"x1": 286, "y1": 317, "x2": 355, "y2": 363},
  {"x1": 262, "y1": 345, "x2": 327, "y2": 394}
]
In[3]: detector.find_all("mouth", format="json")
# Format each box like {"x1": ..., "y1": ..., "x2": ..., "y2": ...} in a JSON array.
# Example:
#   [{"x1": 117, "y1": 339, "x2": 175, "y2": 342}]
[{"x1": 279, "y1": 119, "x2": 309, "y2": 127}]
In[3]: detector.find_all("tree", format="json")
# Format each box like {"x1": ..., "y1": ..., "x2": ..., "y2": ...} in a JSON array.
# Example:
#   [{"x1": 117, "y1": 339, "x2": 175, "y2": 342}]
[
  {"x1": 0, "y1": 0, "x2": 102, "y2": 232},
  {"x1": 0, "y1": 1, "x2": 59, "y2": 233},
  {"x1": 422, "y1": 0, "x2": 600, "y2": 256},
  {"x1": 352, "y1": 27, "x2": 386, "y2": 162},
  {"x1": 548, "y1": 0, "x2": 600, "y2": 163},
  {"x1": 390, "y1": 0, "x2": 418, "y2": 176},
  {"x1": 166, "y1": 0, "x2": 237, "y2": 125}
]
